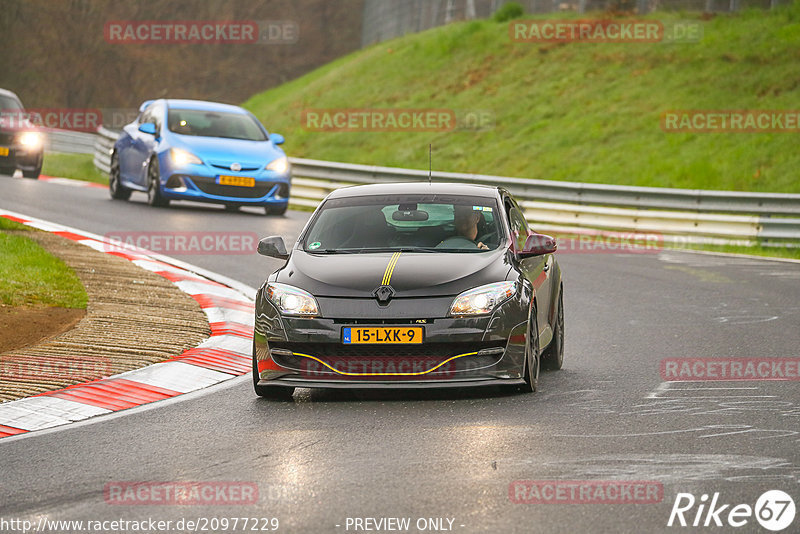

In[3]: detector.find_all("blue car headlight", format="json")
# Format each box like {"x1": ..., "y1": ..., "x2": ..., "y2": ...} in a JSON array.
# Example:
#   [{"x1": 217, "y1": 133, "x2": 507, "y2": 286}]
[
  {"x1": 170, "y1": 148, "x2": 203, "y2": 166},
  {"x1": 266, "y1": 156, "x2": 289, "y2": 174},
  {"x1": 449, "y1": 282, "x2": 516, "y2": 317}
]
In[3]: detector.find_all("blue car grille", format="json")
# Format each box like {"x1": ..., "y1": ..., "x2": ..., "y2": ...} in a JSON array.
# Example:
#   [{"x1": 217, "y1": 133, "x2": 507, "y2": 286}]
[
  {"x1": 209, "y1": 162, "x2": 261, "y2": 172},
  {"x1": 190, "y1": 176, "x2": 279, "y2": 199}
]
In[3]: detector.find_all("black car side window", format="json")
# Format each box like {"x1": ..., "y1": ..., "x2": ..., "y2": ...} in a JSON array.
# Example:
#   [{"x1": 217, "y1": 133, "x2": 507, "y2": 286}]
[{"x1": 506, "y1": 202, "x2": 530, "y2": 252}]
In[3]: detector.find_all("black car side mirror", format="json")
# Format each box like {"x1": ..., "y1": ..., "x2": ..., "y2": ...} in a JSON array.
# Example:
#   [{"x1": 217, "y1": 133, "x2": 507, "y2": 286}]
[
  {"x1": 517, "y1": 233, "x2": 557, "y2": 258},
  {"x1": 257, "y1": 236, "x2": 289, "y2": 260}
]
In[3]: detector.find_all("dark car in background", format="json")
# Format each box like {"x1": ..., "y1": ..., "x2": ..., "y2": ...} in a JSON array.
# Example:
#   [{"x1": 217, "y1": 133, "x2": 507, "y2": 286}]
[
  {"x1": 110, "y1": 99, "x2": 291, "y2": 215},
  {"x1": 0, "y1": 88, "x2": 44, "y2": 179},
  {"x1": 253, "y1": 182, "x2": 565, "y2": 399}
]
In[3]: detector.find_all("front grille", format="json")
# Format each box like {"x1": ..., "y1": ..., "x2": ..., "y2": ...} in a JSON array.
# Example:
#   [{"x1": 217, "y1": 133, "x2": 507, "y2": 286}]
[
  {"x1": 271, "y1": 341, "x2": 500, "y2": 359},
  {"x1": 190, "y1": 176, "x2": 274, "y2": 199},
  {"x1": 210, "y1": 163, "x2": 260, "y2": 172},
  {"x1": 270, "y1": 341, "x2": 504, "y2": 378},
  {"x1": 0, "y1": 132, "x2": 15, "y2": 145}
]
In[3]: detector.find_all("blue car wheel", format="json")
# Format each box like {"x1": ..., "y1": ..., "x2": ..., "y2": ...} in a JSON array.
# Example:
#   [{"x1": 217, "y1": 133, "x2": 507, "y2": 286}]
[{"x1": 146, "y1": 157, "x2": 169, "y2": 208}]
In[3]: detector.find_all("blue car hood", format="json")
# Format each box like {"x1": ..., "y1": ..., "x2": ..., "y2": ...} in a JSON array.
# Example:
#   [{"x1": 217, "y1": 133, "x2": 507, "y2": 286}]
[{"x1": 171, "y1": 135, "x2": 281, "y2": 167}]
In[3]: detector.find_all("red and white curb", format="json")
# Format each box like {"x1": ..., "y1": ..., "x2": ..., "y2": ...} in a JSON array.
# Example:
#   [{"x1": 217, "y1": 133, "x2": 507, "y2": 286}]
[
  {"x1": 0, "y1": 209, "x2": 257, "y2": 439},
  {"x1": 37, "y1": 175, "x2": 106, "y2": 189}
]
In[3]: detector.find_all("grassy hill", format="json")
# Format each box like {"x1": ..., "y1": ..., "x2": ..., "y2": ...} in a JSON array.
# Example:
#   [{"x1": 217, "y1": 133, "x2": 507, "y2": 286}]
[{"x1": 244, "y1": 5, "x2": 800, "y2": 193}]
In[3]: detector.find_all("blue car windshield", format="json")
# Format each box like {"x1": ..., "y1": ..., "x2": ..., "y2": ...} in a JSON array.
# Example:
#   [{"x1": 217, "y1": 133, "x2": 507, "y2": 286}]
[
  {"x1": 303, "y1": 195, "x2": 502, "y2": 253},
  {"x1": 167, "y1": 109, "x2": 266, "y2": 141}
]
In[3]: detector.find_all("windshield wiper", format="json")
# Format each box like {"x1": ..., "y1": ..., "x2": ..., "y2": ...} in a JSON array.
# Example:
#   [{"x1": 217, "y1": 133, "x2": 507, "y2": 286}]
[
  {"x1": 307, "y1": 248, "x2": 362, "y2": 254},
  {"x1": 352, "y1": 247, "x2": 441, "y2": 253}
]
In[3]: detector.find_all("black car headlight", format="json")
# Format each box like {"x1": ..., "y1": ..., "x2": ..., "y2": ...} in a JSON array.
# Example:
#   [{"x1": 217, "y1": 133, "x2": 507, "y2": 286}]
[
  {"x1": 267, "y1": 282, "x2": 319, "y2": 317},
  {"x1": 449, "y1": 281, "x2": 516, "y2": 317},
  {"x1": 17, "y1": 131, "x2": 43, "y2": 151}
]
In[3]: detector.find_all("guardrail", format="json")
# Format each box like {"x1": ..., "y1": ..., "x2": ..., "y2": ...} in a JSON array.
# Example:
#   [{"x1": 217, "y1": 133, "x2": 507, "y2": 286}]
[
  {"x1": 93, "y1": 127, "x2": 800, "y2": 246},
  {"x1": 44, "y1": 129, "x2": 97, "y2": 154}
]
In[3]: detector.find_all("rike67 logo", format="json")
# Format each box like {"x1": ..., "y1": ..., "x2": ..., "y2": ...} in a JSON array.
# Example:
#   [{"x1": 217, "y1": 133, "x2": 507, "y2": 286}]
[{"x1": 668, "y1": 490, "x2": 795, "y2": 531}]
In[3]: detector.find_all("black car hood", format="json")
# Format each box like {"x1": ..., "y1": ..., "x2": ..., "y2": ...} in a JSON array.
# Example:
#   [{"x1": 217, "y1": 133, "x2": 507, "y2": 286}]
[{"x1": 275, "y1": 249, "x2": 513, "y2": 298}]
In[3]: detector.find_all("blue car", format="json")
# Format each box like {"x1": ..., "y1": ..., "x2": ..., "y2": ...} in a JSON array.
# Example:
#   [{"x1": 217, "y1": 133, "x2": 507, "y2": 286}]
[{"x1": 110, "y1": 99, "x2": 290, "y2": 215}]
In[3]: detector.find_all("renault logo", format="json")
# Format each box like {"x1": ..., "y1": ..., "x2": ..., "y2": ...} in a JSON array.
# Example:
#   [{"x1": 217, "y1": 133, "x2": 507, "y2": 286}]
[
  {"x1": 230, "y1": 162, "x2": 242, "y2": 171},
  {"x1": 373, "y1": 285, "x2": 395, "y2": 305}
]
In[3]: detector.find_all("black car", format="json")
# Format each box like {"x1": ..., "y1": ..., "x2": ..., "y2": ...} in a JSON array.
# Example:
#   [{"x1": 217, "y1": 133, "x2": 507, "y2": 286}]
[
  {"x1": 253, "y1": 182, "x2": 564, "y2": 398},
  {"x1": 0, "y1": 89, "x2": 44, "y2": 179}
]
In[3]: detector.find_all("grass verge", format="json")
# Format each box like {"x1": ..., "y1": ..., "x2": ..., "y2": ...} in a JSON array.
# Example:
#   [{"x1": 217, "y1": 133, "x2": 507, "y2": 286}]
[
  {"x1": 42, "y1": 153, "x2": 108, "y2": 184},
  {"x1": 244, "y1": 5, "x2": 800, "y2": 193},
  {"x1": 0, "y1": 223, "x2": 88, "y2": 308}
]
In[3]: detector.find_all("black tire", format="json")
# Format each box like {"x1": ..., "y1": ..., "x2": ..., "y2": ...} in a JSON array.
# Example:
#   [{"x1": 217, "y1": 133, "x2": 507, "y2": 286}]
[
  {"x1": 108, "y1": 152, "x2": 131, "y2": 200},
  {"x1": 224, "y1": 204, "x2": 240, "y2": 212},
  {"x1": 252, "y1": 348, "x2": 295, "y2": 400},
  {"x1": 146, "y1": 157, "x2": 169, "y2": 207},
  {"x1": 542, "y1": 287, "x2": 564, "y2": 371},
  {"x1": 519, "y1": 303, "x2": 540, "y2": 393},
  {"x1": 0, "y1": 166, "x2": 16, "y2": 177},
  {"x1": 264, "y1": 204, "x2": 288, "y2": 216},
  {"x1": 22, "y1": 167, "x2": 40, "y2": 179}
]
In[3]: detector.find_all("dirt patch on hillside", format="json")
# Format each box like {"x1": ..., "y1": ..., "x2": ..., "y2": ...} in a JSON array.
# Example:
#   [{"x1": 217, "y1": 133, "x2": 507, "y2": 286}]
[
  {"x1": 0, "y1": 306, "x2": 85, "y2": 354},
  {"x1": 0, "y1": 231, "x2": 211, "y2": 402}
]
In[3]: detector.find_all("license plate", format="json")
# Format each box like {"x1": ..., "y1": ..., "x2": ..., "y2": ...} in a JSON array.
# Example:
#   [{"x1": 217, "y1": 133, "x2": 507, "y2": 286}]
[
  {"x1": 218, "y1": 175, "x2": 255, "y2": 187},
  {"x1": 343, "y1": 326, "x2": 424, "y2": 344},
  {"x1": 0, "y1": 147, "x2": 8, "y2": 157}
]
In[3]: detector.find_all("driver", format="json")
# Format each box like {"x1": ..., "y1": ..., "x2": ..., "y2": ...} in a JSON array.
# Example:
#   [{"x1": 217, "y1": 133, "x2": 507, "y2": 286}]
[{"x1": 450, "y1": 205, "x2": 489, "y2": 250}]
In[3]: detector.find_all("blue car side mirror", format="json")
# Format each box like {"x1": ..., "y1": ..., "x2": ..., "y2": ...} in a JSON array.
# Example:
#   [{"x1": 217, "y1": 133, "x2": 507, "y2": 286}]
[
  {"x1": 138, "y1": 122, "x2": 157, "y2": 136},
  {"x1": 269, "y1": 133, "x2": 285, "y2": 145}
]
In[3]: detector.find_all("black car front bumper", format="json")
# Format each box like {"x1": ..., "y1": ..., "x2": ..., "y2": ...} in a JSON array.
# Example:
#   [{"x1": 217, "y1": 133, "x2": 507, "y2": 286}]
[
  {"x1": 0, "y1": 132, "x2": 43, "y2": 173},
  {"x1": 253, "y1": 291, "x2": 530, "y2": 389}
]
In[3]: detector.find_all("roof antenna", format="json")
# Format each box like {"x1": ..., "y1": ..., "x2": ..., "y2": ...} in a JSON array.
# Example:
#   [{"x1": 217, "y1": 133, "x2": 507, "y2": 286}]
[{"x1": 428, "y1": 144, "x2": 432, "y2": 185}]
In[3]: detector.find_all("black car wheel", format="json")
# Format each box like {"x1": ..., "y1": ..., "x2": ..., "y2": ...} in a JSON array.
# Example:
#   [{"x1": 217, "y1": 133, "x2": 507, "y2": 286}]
[
  {"x1": 225, "y1": 204, "x2": 240, "y2": 212},
  {"x1": 146, "y1": 158, "x2": 169, "y2": 207},
  {"x1": 542, "y1": 287, "x2": 564, "y2": 371},
  {"x1": 109, "y1": 152, "x2": 131, "y2": 200},
  {"x1": 520, "y1": 303, "x2": 540, "y2": 393},
  {"x1": 264, "y1": 204, "x2": 288, "y2": 216},
  {"x1": 0, "y1": 166, "x2": 15, "y2": 177},
  {"x1": 252, "y1": 346, "x2": 295, "y2": 400},
  {"x1": 22, "y1": 166, "x2": 40, "y2": 179}
]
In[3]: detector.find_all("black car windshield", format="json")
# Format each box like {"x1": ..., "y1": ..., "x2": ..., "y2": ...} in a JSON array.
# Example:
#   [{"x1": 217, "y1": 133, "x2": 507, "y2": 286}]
[
  {"x1": 303, "y1": 194, "x2": 503, "y2": 253},
  {"x1": 167, "y1": 109, "x2": 267, "y2": 141},
  {"x1": 0, "y1": 95, "x2": 23, "y2": 113}
]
